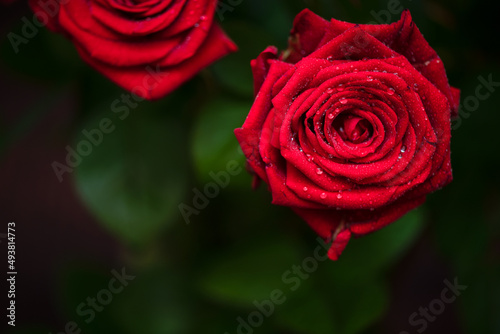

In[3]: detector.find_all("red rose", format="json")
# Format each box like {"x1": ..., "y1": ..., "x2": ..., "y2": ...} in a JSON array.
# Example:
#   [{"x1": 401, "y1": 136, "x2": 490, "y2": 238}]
[
  {"x1": 235, "y1": 9, "x2": 460, "y2": 260},
  {"x1": 29, "y1": 0, "x2": 237, "y2": 100}
]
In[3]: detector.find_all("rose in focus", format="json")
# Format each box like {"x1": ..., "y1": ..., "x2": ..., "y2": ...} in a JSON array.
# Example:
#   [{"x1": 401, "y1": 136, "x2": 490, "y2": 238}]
[
  {"x1": 235, "y1": 9, "x2": 460, "y2": 260},
  {"x1": 30, "y1": 0, "x2": 237, "y2": 100}
]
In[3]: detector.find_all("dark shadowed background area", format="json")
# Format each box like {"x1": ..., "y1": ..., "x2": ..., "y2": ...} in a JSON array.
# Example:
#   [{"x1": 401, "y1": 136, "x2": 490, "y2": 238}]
[{"x1": 1, "y1": 0, "x2": 499, "y2": 333}]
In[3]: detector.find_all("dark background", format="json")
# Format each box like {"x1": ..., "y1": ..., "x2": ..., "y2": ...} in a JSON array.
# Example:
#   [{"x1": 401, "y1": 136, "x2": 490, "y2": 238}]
[{"x1": 1, "y1": 0, "x2": 499, "y2": 333}]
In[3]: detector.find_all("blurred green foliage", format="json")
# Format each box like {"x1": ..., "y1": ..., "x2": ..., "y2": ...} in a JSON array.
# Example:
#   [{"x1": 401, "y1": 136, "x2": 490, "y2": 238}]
[{"x1": 1, "y1": 0, "x2": 499, "y2": 333}]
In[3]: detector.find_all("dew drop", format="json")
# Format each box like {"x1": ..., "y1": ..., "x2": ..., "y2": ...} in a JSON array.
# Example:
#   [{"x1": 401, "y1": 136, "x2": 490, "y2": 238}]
[
  {"x1": 387, "y1": 88, "x2": 395, "y2": 96},
  {"x1": 337, "y1": 193, "x2": 342, "y2": 199},
  {"x1": 401, "y1": 145, "x2": 406, "y2": 153},
  {"x1": 367, "y1": 76, "x2": 373, "y2": 82},
  {"x1": 337, "y1": 86, "x2": 345, "y2": 92},
  {"x1": 303, "y1": 186, "x2": 308, "y2": 192},
  {"x1": 327, "y1": 55, "x2": 334, "y2": 61},
  {"x1": 200, "y1": 15, "x2": 207, "y2": 21},
  {"x1": 328, "y1": 113, "x2": 334, "y2": 119},
  {"x1": 320, "y1": 193, "x2": 327, "y2": 199},
  {"x1": 326, "y1": 88, "x2": 334, "y2": 94},
  {"x1": 340, "y1": 98, "x2": 348, "y2": 104},
  {"x1": 316, "y1": 168, "x2": 324, "y2": 175}
]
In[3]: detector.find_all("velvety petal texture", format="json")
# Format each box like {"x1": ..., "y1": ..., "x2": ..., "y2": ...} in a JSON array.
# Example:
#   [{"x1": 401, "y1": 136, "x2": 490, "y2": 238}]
[
  {"x1": 235, "y1": 9, "x2": 459, "y2": 260},
  {"x1": 29, "y1": 0, "x2": 237, "y2": 100}
]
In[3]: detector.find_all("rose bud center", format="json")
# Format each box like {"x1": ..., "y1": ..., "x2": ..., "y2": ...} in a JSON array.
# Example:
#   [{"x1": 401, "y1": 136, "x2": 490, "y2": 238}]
[{"x1": 333, "y1": 113, "x2": 373, "y2": 144}]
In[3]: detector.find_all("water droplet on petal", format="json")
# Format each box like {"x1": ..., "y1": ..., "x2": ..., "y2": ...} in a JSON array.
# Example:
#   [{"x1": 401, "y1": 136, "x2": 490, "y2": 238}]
[
  {"x1": 200, "y1": 15, "x2": 207, "y2": 21},
  {"x1": 320, "y1": 193, "x2": 327, "y2": 199},
  {"x1": 303, "y1": 186, "x2": 308, "y2": 192},
  {"x1": 387, "y1": 88, "x2": 395, "y2": 96},
  {"x1": 340, "y1": 98, "x2": 347, "y2": 104},
  {"x1": 328, "y1": 113, "x2": 334, "y2": 119},
  {"x1": 401, "y1": 145, "x2": 406, "y2": 153},
  {"x1": 326, "y1": 88, "x2": 334, "y2": 94},
  {"x1": 327, "y1": 56, "x2": 334, "y2": 61},
  {"x1": 337, "y1": 193, "x2": 342, "y2": 199},
  {"x1": 367, "y1": 76, "x2": 373, "y2": 82},
  {"x1": 338, "y1": 86, "x2": 345, "y2": 92},
  {"x1": 316, "y1": 168, "x2": 323, "y2": 175}
]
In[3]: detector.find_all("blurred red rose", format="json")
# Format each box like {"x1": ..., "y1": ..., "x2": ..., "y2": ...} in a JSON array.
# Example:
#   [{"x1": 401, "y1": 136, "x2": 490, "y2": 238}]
[
  {"x1": 29, "y1": 0, "x2": 237, "y2": 100},
  {"x1": 235, "y1": 9, "x2": 460, "y2": 260}
]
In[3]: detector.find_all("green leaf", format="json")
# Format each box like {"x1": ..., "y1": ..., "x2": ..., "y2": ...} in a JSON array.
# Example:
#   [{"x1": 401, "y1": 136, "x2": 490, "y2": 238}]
[
  {"x1": 274, "y1": 243, "x2": 388, "y2": 334},
  {"x1": 274, "y1": 282, "x2": 338, "y2": 334},
  {"x1": 197, "y1": 236, "x2": 304, "y2": 306},
  {"x1": 327, "y1": 209, "x2": 425, "y2": 282},
  {"x1": 74, "y1": 101, "x2": 189, "y2": 245},
  {"x1": 191, "y1": 95, "x2": 251, "y2": 187},
  {"x1": 332, "y1": 280, "x2": 389, "y2": 334}
]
